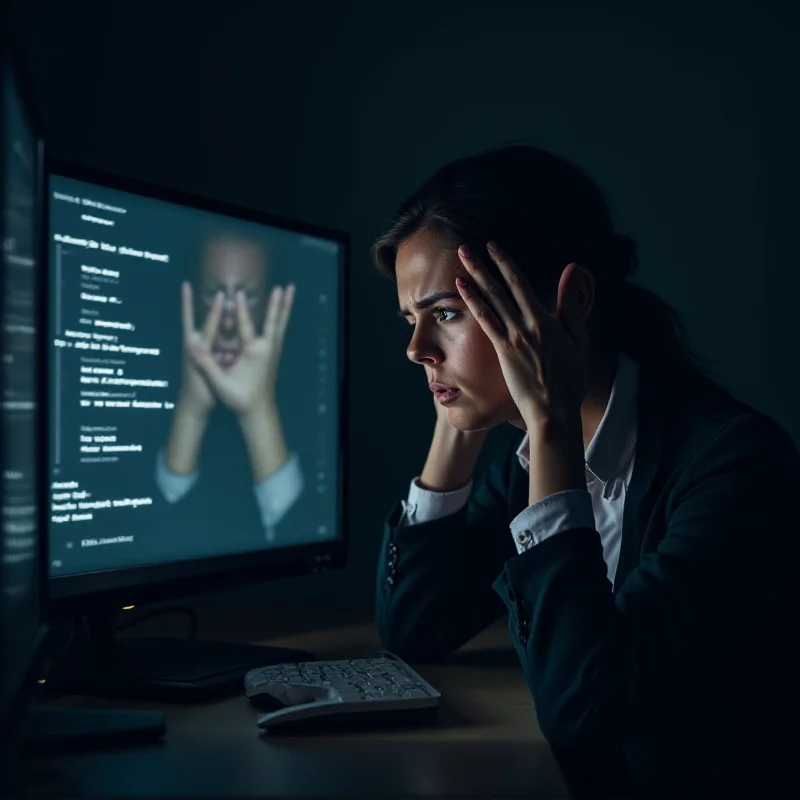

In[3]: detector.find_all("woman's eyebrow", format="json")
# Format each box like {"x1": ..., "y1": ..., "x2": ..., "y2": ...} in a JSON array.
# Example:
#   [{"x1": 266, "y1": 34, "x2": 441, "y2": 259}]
[
  {"x1": 397, "y1": 291, "x2": 462, "y2": 317},
  {"x1": 204, "y1": 281, "x2": 261, "y2": 292}
]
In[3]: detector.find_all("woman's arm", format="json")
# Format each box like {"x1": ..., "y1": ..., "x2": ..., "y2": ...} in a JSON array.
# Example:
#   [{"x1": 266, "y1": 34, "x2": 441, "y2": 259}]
[
  {"x1": 237, "y1": 402, "x2": 289, "y2": 483},
  {"x1": 163, "y1": 398, "x2": 211, "y2": 475},
  {"x1": 163, "y1": 282, "x2": 219, "y2": 477},
  {"x1": 496, "y1": 413, "x2": 800, "y2": 751},
  {"x1": 376, "y1": 425, "x2": 524, "y2": 661},
  {"x1": 417, "y1": 414, "x2": 488, "y2": 492}
]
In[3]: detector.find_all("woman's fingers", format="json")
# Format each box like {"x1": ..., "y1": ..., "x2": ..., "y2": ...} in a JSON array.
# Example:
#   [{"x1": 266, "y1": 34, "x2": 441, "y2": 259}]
[
  {"x1": 276, "y1": 284, "x2": 296, "y2": 344},
  {"x1": 484, "y1": 241, "x2": 549, "y2": 332},
  {"x1": 455, "y1": 274, "x2": 505, "y2": 346},
  {"x1": 236, "y1": 291, "x2": 256, "y2": 344},
  {"x1": 201, "y1": 291, "x2": 224, "y2": 344},
  {"x1": 456, "y1": 245, "x2": 518, "y2": 334},
  {"x1": 181, "y1": 282, "x2": 195, "y2": 342},
  {"x1": 261, "y1": 286, "x2": 284, "y2": 342}
]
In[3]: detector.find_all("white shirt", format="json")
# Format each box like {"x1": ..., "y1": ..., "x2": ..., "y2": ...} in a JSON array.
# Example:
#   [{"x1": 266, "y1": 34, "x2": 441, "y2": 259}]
[
  {"x1": 154, "y1": 449, "x2": 304, "y2": 542},
  {"x1": 400, "y1": 354, "x2": 639, "y2": 588}
]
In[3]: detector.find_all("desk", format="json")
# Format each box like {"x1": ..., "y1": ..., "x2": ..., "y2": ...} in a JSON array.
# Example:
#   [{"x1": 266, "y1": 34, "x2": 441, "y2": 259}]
[{"x1": 23, "y1": 608, "x2": 569, "y2": 798}]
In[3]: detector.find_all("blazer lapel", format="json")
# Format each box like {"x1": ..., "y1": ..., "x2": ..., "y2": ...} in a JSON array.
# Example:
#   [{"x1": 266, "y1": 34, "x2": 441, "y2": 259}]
[{"x1": 615, "y1": 361, "x2": 669, "y2": 593}]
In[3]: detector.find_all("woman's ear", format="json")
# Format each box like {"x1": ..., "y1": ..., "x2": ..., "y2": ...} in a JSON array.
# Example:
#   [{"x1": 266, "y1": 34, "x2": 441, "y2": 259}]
[
  {"x1": 556, "y1": 263, "x2": 595, "y2": 346},
  {"x1": 556, "y1": 263, "x2": 594, "y2": 319}
]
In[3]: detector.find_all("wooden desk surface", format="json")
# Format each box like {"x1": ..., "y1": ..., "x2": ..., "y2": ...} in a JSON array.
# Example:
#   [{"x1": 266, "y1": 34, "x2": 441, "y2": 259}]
[{"x1": 23, "y1": 610, "x2": 569, "y2": 798}]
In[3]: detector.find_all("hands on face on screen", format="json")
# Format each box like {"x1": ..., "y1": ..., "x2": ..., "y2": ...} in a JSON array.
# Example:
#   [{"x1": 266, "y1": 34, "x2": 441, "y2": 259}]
[
  {"x1": 179, "y1": 281, "x2": 218, "y2": 417},
  {"x1": 179, "y1": 281, "x2": 296, "y2": 418}
]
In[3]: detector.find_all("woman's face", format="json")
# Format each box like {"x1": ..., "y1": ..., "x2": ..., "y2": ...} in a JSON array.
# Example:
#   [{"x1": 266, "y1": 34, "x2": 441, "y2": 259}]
[
  {"x1": 199, "y1": 238, "x2": 268, "y2": 367},
  {"x1": 395, "y1": 229, "x2": 519, "y2": 431}
]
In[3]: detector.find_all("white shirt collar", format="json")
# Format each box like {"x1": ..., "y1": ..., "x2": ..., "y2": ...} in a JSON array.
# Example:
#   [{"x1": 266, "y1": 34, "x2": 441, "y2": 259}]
[{"x1": 515, "y1": 353, "x2": 639, "y2": 485}]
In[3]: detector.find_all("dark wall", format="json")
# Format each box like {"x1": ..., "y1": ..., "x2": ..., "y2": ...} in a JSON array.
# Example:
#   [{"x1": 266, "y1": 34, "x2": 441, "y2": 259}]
[{"x1": 10, "y1": 0, "x2": 799, "y2": 614}]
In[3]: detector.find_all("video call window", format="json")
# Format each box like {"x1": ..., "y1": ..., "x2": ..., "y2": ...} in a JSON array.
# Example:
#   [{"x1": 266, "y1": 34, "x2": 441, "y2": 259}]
[{"x1": 47, "y1": 176, "x2": 341, "y2": 577}]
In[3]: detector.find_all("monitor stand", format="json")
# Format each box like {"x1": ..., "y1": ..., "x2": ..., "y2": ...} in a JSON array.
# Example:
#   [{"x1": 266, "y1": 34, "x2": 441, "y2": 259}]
[{"x1": 47, "y1": 612, "x2": 316, "y2": 703}]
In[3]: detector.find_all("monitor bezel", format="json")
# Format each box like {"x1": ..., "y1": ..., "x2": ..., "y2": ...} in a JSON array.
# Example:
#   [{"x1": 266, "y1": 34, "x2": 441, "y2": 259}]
[
  {"x1": 0, "y1": 14, "x2": 52, "y2": 741},
  {"x1": 43, "y1": 157, "x2": 350, "y2": 618}
]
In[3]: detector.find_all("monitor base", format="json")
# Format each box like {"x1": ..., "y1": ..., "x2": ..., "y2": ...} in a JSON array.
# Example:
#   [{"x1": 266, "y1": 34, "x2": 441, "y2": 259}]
[
  {"x1": 48, "y1": 637, "x2": 316, "y2": 702},
  {"x1": 22, "y1": 706, "x2": 166, "y2": 754}
]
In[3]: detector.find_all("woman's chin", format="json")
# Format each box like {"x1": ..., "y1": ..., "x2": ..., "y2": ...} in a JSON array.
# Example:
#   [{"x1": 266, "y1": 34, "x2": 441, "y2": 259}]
[{"x1": 445, "y1": 408, "x2": 501, "y2": 433}]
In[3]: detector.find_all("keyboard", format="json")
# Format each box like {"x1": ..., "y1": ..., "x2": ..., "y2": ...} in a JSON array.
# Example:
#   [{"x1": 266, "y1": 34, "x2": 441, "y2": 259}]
[{"x1": 243, "y1": 651, "x2": 441, "y2": 732}]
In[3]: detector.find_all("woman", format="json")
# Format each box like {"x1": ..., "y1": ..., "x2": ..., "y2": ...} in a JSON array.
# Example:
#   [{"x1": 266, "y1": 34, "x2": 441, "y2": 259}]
[
  {"x1": 155, "y1": 230, "x2": 304, "y2": 547},
  {"x1": 372, "y1": 144, "x2": 800, "y2": 798}
]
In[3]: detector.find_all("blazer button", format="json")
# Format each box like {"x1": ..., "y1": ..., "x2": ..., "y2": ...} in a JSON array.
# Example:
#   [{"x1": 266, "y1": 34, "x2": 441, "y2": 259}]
[{"x1": 516, "y1": 608, "x2": 529, "y2": 645}]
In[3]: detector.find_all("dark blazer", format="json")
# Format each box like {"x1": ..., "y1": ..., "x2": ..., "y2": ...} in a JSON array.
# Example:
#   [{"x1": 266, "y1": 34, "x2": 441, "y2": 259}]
[{"x1": 376, "y1": 359, "x2": 800, "y2": 798}]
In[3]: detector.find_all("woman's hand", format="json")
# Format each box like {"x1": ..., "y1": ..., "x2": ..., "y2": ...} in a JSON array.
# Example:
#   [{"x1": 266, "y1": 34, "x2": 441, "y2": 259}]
[
  {"x1": 178, "y1": 281, "x2": 219, "y2": 417},
  {"x1": 455, "y1": 242, "x2": 590, "y2": 504},
  {"x1": 454, "y1": 241, "x2": 590, "y2": 432},
  {"x1": 188, "y1": 284, "x2": 296, "y2": 418}
]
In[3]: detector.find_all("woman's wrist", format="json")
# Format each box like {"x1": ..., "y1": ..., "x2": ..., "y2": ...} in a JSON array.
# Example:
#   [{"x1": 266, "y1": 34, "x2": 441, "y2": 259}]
[
  {"x1": 165, "y1": 401, "x2": 211, "y2": 474},
  {"x1": 175, "y1": 392, "x2": 213, "y2": 423},
  {"x1": 237, "y1": 402, "x2": 289, "y2": 483},
  {"x1": 525, "y1": 415, "x2": 586, "y2": 505},
  {"x1": 419, "y1": 419, "x2": 488, "y2": 493},
  {"x1": 237, "y1": 399, "x2": 277, "y2": 427},
  {"x1": 524, "y1": 412, "x2": 582, "y2": 444}
]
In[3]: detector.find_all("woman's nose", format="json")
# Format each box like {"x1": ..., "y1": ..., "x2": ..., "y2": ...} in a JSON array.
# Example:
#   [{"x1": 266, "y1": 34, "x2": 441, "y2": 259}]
[{"x1": 407, "y1": 329, "x2": 442, "y2": 365}]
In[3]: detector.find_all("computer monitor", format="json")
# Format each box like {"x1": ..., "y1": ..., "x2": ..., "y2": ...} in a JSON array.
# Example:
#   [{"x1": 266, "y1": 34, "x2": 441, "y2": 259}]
[
  {"x1": 0, "y1": 14, "x2": 49, "y2": 792},
  {"x1": 43, "y1": 160, "x2": 349, "y2": 700}
]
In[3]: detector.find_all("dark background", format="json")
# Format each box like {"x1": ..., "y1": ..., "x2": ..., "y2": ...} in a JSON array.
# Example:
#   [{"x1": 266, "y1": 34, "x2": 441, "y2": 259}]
[{"x1": 9, "y1": 0, "x2": 799, "y2": 613}]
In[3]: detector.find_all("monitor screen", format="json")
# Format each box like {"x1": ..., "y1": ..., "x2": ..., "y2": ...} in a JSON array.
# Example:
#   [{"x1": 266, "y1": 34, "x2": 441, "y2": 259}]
[
  {"x1": 0, "y1": 48, "x2": 44, "y2": 720},
  {"x1": 46, "y1": 173, "x2": 343, "y2": 590}
]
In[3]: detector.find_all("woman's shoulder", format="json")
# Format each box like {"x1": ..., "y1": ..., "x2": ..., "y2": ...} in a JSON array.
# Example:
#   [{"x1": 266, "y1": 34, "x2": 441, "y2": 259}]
[{"x1": 662, "y1": 364, "x2": 798, "y2": 476}]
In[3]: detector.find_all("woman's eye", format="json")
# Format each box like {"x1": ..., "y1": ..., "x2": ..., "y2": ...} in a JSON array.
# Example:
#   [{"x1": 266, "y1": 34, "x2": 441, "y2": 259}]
[{"x1": 403, "y1": 307, "x2": 458, "y2": 326}]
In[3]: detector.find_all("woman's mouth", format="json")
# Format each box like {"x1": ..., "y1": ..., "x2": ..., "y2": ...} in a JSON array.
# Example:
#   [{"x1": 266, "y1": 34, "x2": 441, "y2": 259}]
[
  {"x1": 435, "y1": 388, "x2": 461, "y2": 404},
  {"x1": 430, "y1": 383, "x2": 462, "y2": 404},
  {"x1": 214, "y1": 348, "x2": 240, "y2": 367}
]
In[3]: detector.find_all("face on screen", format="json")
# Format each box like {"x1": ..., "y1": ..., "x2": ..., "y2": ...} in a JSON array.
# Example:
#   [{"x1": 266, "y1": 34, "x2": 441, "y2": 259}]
[{"x1": 198, "y1": 237, "x2": 269, "y2": 367}]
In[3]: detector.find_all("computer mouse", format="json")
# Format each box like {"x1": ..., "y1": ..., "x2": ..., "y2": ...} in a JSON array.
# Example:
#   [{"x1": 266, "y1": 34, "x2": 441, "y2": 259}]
[{"x1": 248, "y1": 682, "x2": 335, "y2": 712}]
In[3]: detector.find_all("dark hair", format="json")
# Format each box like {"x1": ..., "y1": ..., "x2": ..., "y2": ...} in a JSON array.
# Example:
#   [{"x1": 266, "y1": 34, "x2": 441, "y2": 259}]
[{"x1": 371, "y1": 143, "x2": 716, "y2": 379}]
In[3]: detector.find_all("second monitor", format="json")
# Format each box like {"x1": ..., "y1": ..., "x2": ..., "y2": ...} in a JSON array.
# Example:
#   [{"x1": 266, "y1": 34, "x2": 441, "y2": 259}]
[{"x1": 44, "y1": 162, "x2": 348, "y2": 700}]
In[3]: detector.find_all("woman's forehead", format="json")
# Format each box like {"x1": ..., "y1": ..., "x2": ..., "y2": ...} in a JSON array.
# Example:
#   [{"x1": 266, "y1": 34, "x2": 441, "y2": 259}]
[
  {"x1": 202, "y1": 239, "x2": 266, "y2": 284},
  {"x1": 396, "y1": 233, "x2": 465, "y2": 295}
]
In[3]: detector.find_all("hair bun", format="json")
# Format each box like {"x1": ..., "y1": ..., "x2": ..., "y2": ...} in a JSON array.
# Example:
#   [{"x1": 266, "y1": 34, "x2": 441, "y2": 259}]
[{"x1": 611, "y1": 233, "x2": 637, "y2": 279}]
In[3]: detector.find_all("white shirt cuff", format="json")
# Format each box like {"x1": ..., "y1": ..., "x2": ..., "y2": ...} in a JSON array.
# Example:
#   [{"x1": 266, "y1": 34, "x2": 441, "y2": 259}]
[
  {"x1": 398, "y1": 477, "x2": 472, "y2": 527},
  {"x1": 254, "y1": 452, "x2": 304, "y2": 540},
  {"x1": 155, "y1": 448, "x2": 199, "y2": 503},
  {"x1": 509, "y1": 489, "x2": 595, "y2": 554}
]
